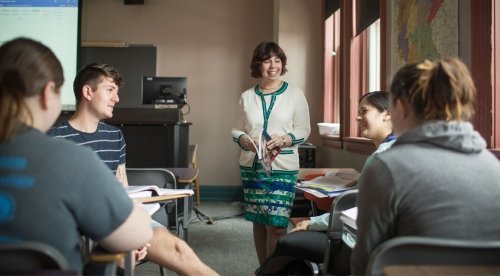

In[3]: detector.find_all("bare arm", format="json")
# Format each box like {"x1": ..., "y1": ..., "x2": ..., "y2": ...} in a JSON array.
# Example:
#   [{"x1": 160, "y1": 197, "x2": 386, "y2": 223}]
[
  {"x1": 98, "y1": 204, "x2": 153, "y2": 253},
  {"x1": 116, "y1": 163, "x2": 129, "y2": 187}
]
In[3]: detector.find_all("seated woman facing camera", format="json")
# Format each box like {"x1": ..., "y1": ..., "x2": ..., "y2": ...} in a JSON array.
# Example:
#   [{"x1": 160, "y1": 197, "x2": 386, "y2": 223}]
[
  {"x1": 255, "y1": 91, "x2": 395, "y2": 275},
  {"x1": 352, "y1": 58, "x2": 500, "y2": 274}
]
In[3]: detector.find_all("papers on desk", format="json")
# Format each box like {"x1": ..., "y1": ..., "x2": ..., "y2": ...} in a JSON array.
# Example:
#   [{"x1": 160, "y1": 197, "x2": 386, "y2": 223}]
[
  {"x1": 340, "y1": 207, "x2": 358, "y2": 230},
  {"x1": 127, "y1": 186, "x2": 194, "y2": 215},
  {"x1": 297, "y1": 171, "x2": 360, "y2": 197},
  {"x1": 296, "y1": 187, "x2": 329, "y2": 198},
  {"x1": 126, "y1": 185, "x2": 194, "y2": 200}
]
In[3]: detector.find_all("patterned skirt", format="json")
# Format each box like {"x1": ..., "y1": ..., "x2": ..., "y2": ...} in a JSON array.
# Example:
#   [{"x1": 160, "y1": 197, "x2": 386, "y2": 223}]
[{"x1": 240, "y1": 168, "x2": 297, "y2": 228}]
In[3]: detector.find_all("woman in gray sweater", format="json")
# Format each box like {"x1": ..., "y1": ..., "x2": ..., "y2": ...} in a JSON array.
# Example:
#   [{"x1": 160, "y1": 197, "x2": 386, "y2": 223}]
[{"x1": 352, "y1": 58, "x2": 500, "y2": 274}]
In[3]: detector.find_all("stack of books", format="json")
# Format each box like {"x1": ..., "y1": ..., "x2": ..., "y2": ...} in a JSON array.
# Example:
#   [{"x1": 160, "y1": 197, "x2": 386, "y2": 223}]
[{"x1": 297, "y1": 171, "x2": 360, "y2": 197}]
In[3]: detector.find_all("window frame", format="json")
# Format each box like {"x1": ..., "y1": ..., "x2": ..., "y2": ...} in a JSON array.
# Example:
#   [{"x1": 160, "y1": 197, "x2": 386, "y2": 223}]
[
  {"x1": 491, "y1": 0, "x2": 500, "y2": 157},
  {"x1": 471, "y1": 0, "x2": 499, "y2": 158},
  {"x1": 321, "y1": 0, "x2": 385, "y2": 155},
  {"x1": 323, "y1": 9, "x2": 341, "y2": 125},
  {"x1": 322, "y1": 0, "x2": 500, "y2": 159}
]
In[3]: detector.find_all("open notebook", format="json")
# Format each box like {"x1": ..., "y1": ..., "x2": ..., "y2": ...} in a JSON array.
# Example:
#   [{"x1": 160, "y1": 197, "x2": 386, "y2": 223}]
[{"x1": 126, "y1": 185, "x2": 194, "y2": 199}]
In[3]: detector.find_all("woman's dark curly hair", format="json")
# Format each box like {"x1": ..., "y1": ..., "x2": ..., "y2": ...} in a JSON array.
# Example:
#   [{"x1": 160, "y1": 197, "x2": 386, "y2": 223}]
[{"x1": 250, "y1": 41, "x2": 288, "y2": 78}]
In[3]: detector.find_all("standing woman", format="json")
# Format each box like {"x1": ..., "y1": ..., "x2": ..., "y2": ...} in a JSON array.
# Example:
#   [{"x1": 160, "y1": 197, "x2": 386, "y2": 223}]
[{"x1": 232, "y1": 41, "x2": 311, "y2": 264}]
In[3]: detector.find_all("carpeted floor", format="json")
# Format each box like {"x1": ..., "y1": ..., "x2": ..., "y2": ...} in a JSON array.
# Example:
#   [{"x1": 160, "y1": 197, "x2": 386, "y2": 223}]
[{"x1": 135, "y1": 201, "x2": 259, "y2": 275}]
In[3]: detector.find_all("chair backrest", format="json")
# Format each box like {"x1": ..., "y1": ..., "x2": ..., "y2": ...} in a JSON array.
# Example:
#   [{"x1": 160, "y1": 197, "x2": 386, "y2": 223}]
[
  {"x1": 126, "y1": 168, "x2": 177, "y2": 227},
  {"x1": 188, "y1": 144, "x2": 198, "y2": 168},
  {"x1": 367, "y1": 236, "x2": 500, "y2": 275},
  {"x1": 322, "y1": 189, "x2": 358, "y2": 275},
  {"x1": 127, "y1": 167, "x2": 177, "y2": 189},
  {"x1": 327, "y1": 189, "x2": 358, "y2": 237},
  {"x1": 0, "y1": 241, "x2": 71, "y2": 274},
  {"x1": 126, "y1": 168, "x2": 177, "y2": 275}
]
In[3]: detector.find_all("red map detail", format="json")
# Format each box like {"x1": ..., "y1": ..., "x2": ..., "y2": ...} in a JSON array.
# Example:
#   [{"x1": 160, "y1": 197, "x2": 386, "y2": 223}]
[{"x1": 428, "y1": 0, "x2": 444, "y2": 23}]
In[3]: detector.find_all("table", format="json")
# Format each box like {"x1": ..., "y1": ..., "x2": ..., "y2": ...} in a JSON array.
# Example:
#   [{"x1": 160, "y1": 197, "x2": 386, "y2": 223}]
[
  {"x1": 137, "y1": 187, "x2": 193, "y2": 242},
  {"x1": 136, "y1": 193, "x2": 191, "y2": 204},
  {"x1": 167, "y1": 167, "x2": 199, "y2": 241},
  {"x1": 297, "y1": 168, "x2": 360, "y2": 214}
]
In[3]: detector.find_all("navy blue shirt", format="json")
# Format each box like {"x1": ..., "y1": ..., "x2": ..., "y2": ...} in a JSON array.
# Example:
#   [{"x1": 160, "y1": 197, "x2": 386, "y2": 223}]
[{"x1": 48, "y1": 121, "x2": 126, "y2": 173}]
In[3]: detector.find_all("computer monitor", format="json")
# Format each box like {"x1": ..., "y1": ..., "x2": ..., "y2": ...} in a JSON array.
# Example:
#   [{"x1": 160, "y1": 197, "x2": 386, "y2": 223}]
[{"x1": 142, "y1": 76, "x2": 187, "y2": 106}]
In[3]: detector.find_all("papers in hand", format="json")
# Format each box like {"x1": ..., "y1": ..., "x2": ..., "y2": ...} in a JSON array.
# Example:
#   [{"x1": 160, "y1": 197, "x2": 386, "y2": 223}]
[
  {"x1": 298, "y1": 171, "x2": 360, "y2": 197},
  {"x1": 126, "y1": 185, "x2": 194, "y2": 199},
  {"x1": 262, "y1": 129, "x2": 281, "y2": 163},
  {"x1": 259, "y1": 129, "x2": 280, "y2": 176},
  {"x1": 241, "y1": 129, "x2": 280, "y2": 177}
]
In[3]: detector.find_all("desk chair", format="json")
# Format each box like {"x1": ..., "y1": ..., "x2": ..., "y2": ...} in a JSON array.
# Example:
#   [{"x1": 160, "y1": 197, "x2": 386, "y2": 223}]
[
  {"x1": 0, "y1": 241, "x2": 72, "y2": 274},
  {"x1": 0, "y1": 241, "x2": 125, "y2": 275},
  {"x1": 321, "y1": 189, "x2": 358, "y2": 276},
  {"x1": 82, "y1": 237, "x2": 134, "y2": 276},
  {"x1": 126, "y1": 168, "x2": 178, "y2": 276},
  {"x1": 126, "y1": 168, "x2": 177, "y2": 229},
  {"x1": 366, "y1": 236, "x2": 500, "y2": 275},
  {"x1": 256, "y1": 190, "x2": 358, "y2": 276},
  {"x1": 188, "y1": 144, "x2": 201, "y2": 205}
]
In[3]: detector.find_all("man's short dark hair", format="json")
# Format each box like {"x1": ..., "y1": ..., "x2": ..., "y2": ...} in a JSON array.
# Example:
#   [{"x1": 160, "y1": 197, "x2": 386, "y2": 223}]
[{"x1": 73, "y1": 63, "x2": 122, "y2": 104}]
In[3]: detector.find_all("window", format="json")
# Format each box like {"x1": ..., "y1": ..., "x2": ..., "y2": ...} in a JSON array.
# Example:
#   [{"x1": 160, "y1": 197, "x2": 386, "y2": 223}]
[
  {"x1": 471, "y1": 0, "x2": 499, "y2": 158},
  {"x1": 322, "y1": 0, "x2": 499, "y2": 159},
  {"x1": 323, "y1": 10, "x2": 341, "y2": 124},
  {"x1": 322, "y1": 0, "x2": 383, "y2": 154},
  {"x1": 492, "y1": 0, "x2": 500, "y2": 156},
  {"x1": 343, "y1": 18, "x2": 382, "y2": 154},
  {"x1": 367, "y1": 19, "x2": 381, "y2": 92}
]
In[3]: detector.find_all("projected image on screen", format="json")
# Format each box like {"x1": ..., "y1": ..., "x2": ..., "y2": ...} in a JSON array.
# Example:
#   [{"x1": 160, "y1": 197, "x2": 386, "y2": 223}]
[{"x1": 0, "y1": 0, "x2": 80, "y2": 110}]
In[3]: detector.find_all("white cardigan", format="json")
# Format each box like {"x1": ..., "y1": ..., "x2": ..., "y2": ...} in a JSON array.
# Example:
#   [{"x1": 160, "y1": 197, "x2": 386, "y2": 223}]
[{"x1": 232, "y1": 82, "x2": 311, "y2": 172}]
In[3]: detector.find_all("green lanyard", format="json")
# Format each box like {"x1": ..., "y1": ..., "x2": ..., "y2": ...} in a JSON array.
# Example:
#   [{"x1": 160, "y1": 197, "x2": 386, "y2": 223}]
[{"x1": 261, "y1": 95, "x2": 276, "y2": 131}]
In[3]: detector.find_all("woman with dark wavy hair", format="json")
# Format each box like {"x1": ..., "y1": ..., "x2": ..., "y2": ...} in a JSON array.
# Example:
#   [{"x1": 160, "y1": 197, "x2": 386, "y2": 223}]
[{"x1": 232, "y1": 41, "x2": 311, "y2": 266}]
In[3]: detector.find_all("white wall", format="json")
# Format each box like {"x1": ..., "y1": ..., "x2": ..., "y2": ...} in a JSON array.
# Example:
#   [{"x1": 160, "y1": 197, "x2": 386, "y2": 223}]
[{"x1": 276, "y1": 0, "x2": 323, "y2": 147}]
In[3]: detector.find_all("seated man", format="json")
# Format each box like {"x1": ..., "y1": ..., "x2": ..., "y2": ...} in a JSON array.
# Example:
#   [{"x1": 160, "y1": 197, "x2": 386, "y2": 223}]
[
  {"x1": 0, "y1": 37, "x2": 153, "y2": 274},
  {"x1": 49, "y1": 63, "x2": 218, "y2": 275}
]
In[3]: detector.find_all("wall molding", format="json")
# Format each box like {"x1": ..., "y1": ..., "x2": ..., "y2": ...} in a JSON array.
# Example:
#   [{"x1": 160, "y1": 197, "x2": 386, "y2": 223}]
[{"x1": 199, "y1": 186, "x2": 244, "y2": 202}]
